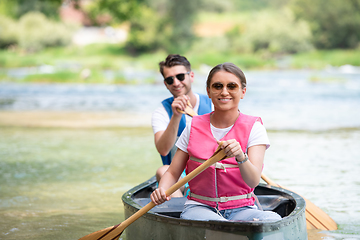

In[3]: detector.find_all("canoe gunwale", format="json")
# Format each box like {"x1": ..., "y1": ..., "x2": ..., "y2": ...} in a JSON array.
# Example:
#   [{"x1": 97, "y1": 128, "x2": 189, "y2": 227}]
[{"x1": 122, "y1": 176, "x2": 306, "y2": 234}]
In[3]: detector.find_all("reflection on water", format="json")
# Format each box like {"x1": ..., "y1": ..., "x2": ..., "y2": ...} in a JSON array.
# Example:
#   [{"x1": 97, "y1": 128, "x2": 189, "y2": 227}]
[
  {"x1": 0, "y1": 127, "x2": 159, "y2": 240},
  {"x1": 265, "y1": 129, "x2": 360, "y2": 239},
  {"x1": 1, "y1": 127, "x2": 359, "y2": 240}
]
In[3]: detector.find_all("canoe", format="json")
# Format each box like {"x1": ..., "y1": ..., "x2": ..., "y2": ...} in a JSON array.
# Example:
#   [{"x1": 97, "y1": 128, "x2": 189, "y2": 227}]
[{"x1": 122, "y1": 176, "x2": 307, "y2": 240}]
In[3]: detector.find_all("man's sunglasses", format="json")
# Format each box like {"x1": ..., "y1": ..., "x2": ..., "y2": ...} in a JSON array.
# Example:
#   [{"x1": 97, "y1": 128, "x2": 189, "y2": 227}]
[
  {"x1": 164, "y1": 72, "x2": 190, "y2": 85},
  {"x1": 211, "y1": 82, "x2": 240, "y2": 94}
]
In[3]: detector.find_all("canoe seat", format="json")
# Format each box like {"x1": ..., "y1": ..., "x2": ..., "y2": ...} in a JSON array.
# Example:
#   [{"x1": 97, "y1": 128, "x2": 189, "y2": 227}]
[{"x1": 133, "y1": 194, "x2": 294, "y2": 218}]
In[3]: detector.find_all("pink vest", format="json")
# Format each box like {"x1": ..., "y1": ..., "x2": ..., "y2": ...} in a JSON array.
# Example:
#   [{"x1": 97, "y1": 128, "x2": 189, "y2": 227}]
[{"x1": 186, "y1": 112, "x2": 262, "y2": 210}]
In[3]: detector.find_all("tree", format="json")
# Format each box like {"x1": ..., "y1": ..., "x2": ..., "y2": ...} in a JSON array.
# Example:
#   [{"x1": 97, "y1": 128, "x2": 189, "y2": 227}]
[
  {"x1": 0, "y1": 0, "x2": 63, "y2": 20},
  {"x1": 89, "y1": 0, "x2": 200, "y2": 54},
  {"x1": 291, "y1": 0, "x2": 360, "y2": 49},
  {"x1": 165, "y1": 0, "x2": 200, "y2": 54},
  {"x1": 94, "y1": 0, "x2": 145, "y2": 22}
]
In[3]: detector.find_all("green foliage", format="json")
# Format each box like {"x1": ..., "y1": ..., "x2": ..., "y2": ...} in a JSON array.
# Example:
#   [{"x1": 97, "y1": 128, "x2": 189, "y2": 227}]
[
  {"x1": 291, "y1": 0, "x2": 360, "y2": 49},
  {"x1": 0, "y1": 0, "x2": 18, "y2": 18},
  {"x1": 95, "y1": 0, "x2": 145, "y2": 22},
  {"x1": 92, "y1": 0, "x2": 199, "y2": 54},
  {"x1": 229, "y1": 9, "x2": 313, "y2": 54},
  {"x1": 0, "y1": 15, "x2": 17, "y2": 48},
  {"x1": 0, "y1": 0, "x2": 63, "y2": 19},
  {"x1": 17, "y1": 12, "x2": 76, "y2": 52},
  {"x1": 184, "y1": 49, "x2": 276, "y2": 70},
  {"x1": 191, "y1": 9, "x2": 313, "y2": 55},
  {"x1": 232, "y1": 0, "x2": 286, "y2": 11},
  {"x1": 197, "y1": 0, "x2": 234, "y2": 12},
  {"x1": 22, "y1": 71, "x2": 79, "y2": 83},
  {"x1": 125, "y1": 6, "x2": 169, "y2": 54},
  {"x1": 90, "y1": 0, "x2": 165, "y2": 54},
  {"x1": 195, "y1": 0, "x2": 291, "y2": 13},
  {"x1": 290, "y1": 49, "x2": 360, "y2": 69},
  {"x1": 165, "y1": 0, "x2": 200, "y2": 54}
]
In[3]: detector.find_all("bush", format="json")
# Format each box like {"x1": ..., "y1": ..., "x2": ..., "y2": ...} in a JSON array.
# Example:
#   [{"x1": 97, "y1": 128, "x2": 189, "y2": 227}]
[
  {"x1": 17, "y1": 12, "x2": 76, "y2": 52},
  {"x1": 291, "y1": 0, "x2": 360, "y2": 49},
  {"x1": 0, "y1": 15, "x2": 17, "y2": 48},
  {"x1": 227, "y1": 9, "x2": 314, "y2": 54},
  {"x1": 125, "y1": 6, "x2": 169, "y2": 54}
]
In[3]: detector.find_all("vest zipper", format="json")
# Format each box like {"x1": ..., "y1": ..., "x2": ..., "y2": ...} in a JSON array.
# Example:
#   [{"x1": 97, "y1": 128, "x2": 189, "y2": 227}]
[{"x1": 214, "y1": 166, "x2": 222, "y2": 217}]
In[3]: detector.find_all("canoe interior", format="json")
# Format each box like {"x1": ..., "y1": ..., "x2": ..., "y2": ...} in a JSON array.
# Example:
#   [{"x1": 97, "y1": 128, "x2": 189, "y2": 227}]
[
  {"x1": 131, "y1": 177, "x2": 296, "y2": 218},
  {"x1": 122, "y1": 176, "x2": 307, "y2": 240}
]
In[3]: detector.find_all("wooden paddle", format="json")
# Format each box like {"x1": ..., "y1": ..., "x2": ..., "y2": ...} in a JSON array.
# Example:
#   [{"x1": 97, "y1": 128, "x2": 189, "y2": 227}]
[
  {"x1": 78, "y1": 145, "x2": 227, "y2": 240},
  {"x1": 261, "y1": 173, "x2": 337, "y2": 230}
]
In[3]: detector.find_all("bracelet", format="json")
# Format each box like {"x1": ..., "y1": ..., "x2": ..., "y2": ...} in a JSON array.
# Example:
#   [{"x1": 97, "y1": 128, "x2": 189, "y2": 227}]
[{"x1": 236, "y1": 153, "x2": 248, "y2": 164}]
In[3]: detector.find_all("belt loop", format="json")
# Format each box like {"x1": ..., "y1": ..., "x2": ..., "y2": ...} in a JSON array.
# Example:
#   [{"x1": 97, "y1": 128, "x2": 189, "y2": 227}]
[
  {"x1": 215, "y1": 162, "x2": 227, "y2": 172},
  {"x1": 219, "y1": 197, "x2": 228, "y2": 202}
]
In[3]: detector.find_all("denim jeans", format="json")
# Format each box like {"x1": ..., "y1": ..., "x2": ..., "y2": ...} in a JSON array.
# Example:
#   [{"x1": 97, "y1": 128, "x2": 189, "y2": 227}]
[{"x1": 180, "y1": 204, "x2": 282, "y2": 221}]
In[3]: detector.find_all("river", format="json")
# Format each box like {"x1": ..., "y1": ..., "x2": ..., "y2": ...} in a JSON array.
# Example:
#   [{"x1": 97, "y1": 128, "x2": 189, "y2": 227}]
[{"x1": 0, "y1": 68, "x2": 359, "y2": 239}]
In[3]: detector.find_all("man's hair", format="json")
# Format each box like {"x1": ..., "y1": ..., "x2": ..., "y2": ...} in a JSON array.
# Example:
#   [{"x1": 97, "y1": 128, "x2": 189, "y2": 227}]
[
  {"x1": 206, "y1": 62, "x2": 247, "y2": 89},
  {"x1": 159, "y1": 54, "x2": 191, "y2": 77}
]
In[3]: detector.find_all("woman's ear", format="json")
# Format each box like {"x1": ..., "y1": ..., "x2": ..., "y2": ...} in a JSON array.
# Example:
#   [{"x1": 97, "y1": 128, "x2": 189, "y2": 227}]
[
  {"x1": 206, "y1": 87, "x2": 211, "y2": 98},
  {"x1": 240, "y1": 87, "x2": 247, "y2": 99}
]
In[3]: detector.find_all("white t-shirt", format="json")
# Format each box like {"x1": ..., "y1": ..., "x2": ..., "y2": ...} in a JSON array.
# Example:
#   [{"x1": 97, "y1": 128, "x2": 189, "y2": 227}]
[
  {"x1": 176, "y1": 117, "x2": 270, "y2": 206},
  {"x1": 176, "y1": 120, "x2": 270, "y2": 152}
]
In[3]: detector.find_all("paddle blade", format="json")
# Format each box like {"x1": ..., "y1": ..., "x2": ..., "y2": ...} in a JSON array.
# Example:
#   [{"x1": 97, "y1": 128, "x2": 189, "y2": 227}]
[
  {"x1": 261, "y1": 173, "x2": 337, "y2": 230},
  {"x1": 78, "y1": 223, "x2": 124, "y2": 240},
  {"x1": 304, "y1": 197, "x2": 338, "y2": 230},
  {"x1": 176, "y1": 101, "x2": 198, "y2": 117}
]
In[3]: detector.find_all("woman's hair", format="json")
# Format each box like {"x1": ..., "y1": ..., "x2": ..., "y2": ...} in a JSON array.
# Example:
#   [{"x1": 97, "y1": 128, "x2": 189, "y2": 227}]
[
  {"x1": 206, "y1": 63, "x2": 247, "y2": 89},
  {"x1": 159, "y1": 54, "x2": 191, "y2": 77}
]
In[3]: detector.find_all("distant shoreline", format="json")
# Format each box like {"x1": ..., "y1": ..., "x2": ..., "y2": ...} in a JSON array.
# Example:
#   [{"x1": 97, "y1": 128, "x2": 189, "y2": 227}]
[
  {"x1": 1, "y1": 111, "x2": 359, "y2": 133},
  {"x1": 0, "y1": 111, "x2": 152, "y2": 128}
]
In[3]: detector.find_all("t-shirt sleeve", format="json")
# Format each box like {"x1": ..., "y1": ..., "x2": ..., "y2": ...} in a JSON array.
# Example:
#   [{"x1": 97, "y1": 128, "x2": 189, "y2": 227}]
[
  {"x1": 151, "y1": 106, "x2": 170, "y2": 134},
  {"x1": 175, "y1": 120, "x2": 192, "y2": 153},
  {"x1": 247, "y1": 121, "x2": 270, "y2": 150}
]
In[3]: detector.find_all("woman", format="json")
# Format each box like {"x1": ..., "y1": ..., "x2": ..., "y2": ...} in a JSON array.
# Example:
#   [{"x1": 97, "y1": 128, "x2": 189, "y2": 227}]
[{"x1": 150, "y1": 63, "x2": 281, "y2": 221}]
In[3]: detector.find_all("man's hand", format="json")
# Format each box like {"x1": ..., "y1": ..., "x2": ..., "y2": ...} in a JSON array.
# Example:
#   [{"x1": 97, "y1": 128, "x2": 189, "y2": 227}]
[{"x1": 171, "y1": 95, "x2": 190, "y2": 117}]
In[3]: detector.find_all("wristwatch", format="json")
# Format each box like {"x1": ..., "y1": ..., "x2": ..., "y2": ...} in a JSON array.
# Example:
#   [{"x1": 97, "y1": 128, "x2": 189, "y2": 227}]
[{"x1": 236, "y1": 153, "x2": 248, "y2": 164}]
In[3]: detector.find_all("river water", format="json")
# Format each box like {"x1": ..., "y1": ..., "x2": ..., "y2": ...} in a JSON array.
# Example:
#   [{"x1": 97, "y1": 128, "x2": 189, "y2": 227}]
[{"x1": 0, "y1": 68, "x2": 360, "y2": 239}]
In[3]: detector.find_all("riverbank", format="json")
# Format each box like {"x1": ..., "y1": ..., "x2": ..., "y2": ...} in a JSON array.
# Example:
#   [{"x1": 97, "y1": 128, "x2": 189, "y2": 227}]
[
  {"x1": 0, "y1": 111, "x2": 152, "y2": 128},
  {"x1": 1, "y1": 45, "x2": 360, "y2": 84}
]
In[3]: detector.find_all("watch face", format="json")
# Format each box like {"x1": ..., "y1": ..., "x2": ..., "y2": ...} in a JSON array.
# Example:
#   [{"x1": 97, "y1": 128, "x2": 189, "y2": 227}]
[{"x1": 236, "y1": 153, "x2": 248, "y2": 163}]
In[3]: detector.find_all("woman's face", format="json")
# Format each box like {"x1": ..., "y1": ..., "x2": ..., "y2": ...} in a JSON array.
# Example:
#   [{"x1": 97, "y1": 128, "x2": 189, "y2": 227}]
[{"x1": 206, "y1": 70, "x2": 246, "y2": 111}]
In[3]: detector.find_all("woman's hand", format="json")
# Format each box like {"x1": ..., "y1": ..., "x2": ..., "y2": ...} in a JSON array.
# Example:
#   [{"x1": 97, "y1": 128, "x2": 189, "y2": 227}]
[
  {"x1": 217, "y1": 139, "x2": 245, "y2": 161},
  {"x1": 150, "y1": 187, "x2": 171, "y2": 205}
]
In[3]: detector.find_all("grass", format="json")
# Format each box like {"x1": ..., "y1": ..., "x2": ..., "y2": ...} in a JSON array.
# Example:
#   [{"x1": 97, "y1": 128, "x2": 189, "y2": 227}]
[
  {"x1": 0, "y1": 43, "x2": 359, "y2": 83},
  {"x1": 290, "y1": 49, "x2": 360, "y2": 69},
  {"x1": 186, "y1": 51, "x2": 275, "y2": 70}
]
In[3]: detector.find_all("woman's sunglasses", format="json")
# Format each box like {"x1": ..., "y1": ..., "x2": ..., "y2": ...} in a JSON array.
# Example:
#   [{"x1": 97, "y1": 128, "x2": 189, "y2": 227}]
[
  {"x1": 164, "y1": 72, "x2": 190, "y2": 85},
  {"x1": 211, "y1": 82, "x2": 240, "y2": 94}
]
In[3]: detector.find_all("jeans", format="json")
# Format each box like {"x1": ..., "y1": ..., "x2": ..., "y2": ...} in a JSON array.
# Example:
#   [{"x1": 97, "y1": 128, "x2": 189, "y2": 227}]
[{"x1": 180, "y1": 204, "x2": 282, "y2": 222}]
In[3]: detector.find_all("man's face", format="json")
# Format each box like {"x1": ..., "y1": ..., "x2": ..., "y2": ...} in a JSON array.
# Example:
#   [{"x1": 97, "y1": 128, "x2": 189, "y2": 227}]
[{"x1": 163, "y1": 65, "x2": 193, "y2": 98}]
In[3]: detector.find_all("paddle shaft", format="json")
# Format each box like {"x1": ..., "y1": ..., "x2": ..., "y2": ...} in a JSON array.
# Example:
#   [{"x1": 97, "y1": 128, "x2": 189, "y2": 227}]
[
  {"x1": 78, "y1": 147, "x2": 226, "y2": 240},
  {"x1": 261, "y1": 173, "x2": 337, "y2": 230},
  {"x1": 118, "y1": 147, "x2": 226, "y2": 235}
]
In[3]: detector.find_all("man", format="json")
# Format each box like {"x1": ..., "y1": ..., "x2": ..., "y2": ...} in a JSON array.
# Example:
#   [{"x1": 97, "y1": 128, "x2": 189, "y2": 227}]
[{"x1": 151, "y1": 54, "x2": 212, "y2": 197}]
